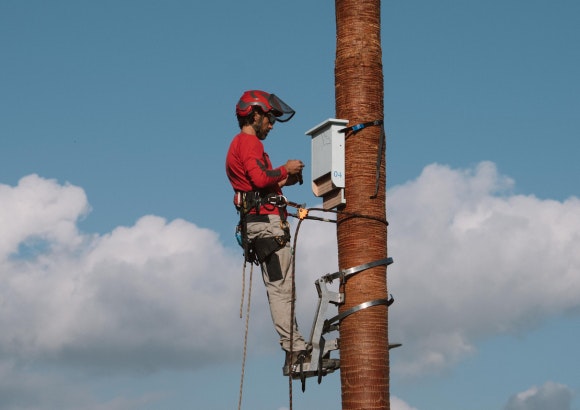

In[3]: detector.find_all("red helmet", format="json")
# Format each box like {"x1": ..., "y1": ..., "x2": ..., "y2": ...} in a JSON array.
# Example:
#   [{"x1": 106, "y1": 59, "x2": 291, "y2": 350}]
[{"x1": 236, "y1": 90, "x2": 295, "y2": 122}]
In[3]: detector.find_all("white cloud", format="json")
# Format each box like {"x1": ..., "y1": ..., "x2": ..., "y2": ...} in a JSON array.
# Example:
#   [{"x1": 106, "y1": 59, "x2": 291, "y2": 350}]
[
  {"x1": 292, "y1": 162, "x2": 580, "y2": 377},
  {"x1": 0, "y1": 175, "x2": 251, "y2": 372},
  {"x1": 384, "y1": 162, "x2": 580, "y2": 376},
  {"x1": 504, "y1": 381, "x2": 574, "y2": 410},
  {"x1": 1, "y1": 163, "x2": 579, "y2": 407},
  {"x1": 0, "y1": 360, "x2": 160, "y2": 410},
  {"x1": 391, "y1": 395, "x2": 419, "y2": 410},
  {"x1": 0, "y1": 174, "x2": 89, "y2": 258}
]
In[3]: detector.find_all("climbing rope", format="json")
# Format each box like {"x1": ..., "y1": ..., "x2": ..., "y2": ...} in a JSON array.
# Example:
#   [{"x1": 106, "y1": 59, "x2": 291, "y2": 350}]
[
  {"x1": 239, "y1": 260, "x2": 245, "y2": 319},
  {"x1": 287, "y1": 212, "x2": 310, "y2": 409},
  {"x1": 237, "y1": 261, "x2": 254, "y2": 410},
  {"x1": 290, "y1": 206, "x2": 388, "y2": 227}
]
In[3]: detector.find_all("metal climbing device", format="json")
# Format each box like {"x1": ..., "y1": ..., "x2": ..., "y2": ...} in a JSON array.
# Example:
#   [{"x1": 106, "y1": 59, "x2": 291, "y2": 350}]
[{"x1": 283, "y1": 255, "x2": 400, "y2": 391}]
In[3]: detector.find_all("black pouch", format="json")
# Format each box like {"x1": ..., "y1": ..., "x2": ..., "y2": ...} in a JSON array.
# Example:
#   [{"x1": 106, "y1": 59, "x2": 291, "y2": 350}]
[{"x1": 253, "y1": 237, "x2": 284, "y2": 263}]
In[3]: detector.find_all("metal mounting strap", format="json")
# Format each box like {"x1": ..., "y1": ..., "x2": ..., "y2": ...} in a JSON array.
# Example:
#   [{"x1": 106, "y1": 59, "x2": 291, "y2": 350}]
[
  {"x1": 324, "y1": 295, "x2": 394, "y2": 331},
  {"x1": 319, "y1": 256, "x2": 393, "y2": 285},
  {"x1": 342, "y1": 257, "x2": 393, "y2": 280}
]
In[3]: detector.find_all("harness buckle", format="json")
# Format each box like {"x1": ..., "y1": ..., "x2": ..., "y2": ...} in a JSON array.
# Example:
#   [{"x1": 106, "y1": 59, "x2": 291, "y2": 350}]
[{"x1": 265, "y1": 194, "x2": 288, "y2": 207}]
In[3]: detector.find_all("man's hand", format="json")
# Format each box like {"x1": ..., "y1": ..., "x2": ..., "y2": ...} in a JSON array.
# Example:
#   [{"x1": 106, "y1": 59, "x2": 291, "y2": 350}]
[
  {"x1": 283, "y1": 172, "x2": 303, "y2": 186},
  {"x1": 284, "y1": 159, "x2": 304, "y2": 176},
  {"x1": 281, "y1": 160, "x2": 304, "y2": 187}
]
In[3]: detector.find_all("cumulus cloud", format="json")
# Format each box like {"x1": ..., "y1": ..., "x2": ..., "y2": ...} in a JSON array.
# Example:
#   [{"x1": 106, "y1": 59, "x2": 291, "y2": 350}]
[
  {"x1": 391, "y1": 396, "x2": 418, "y2": 410},
  {"x1": 0, "y1": 360, "x2": 160, "y2": 410},
  {"x1": 0, "y1": 174, "x2": 90, "y2": 257},
  {"x1": 1, "y1": 163, "x2": 579, "y2": 407},
  {"x1": 385, "y1": 162, "x2": 580, "y2": 376},
  {"x1": 504, "y1": 381, "x2": 574, "y2": 410},
  {"x1": 0, "y1": 175, "x2": 252, "y2": 373}
]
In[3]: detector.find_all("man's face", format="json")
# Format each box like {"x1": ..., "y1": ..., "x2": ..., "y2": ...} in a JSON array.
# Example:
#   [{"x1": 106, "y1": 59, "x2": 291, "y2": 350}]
[{"x1": 255, "y1": 112, "x2": 275, "y2": 140}]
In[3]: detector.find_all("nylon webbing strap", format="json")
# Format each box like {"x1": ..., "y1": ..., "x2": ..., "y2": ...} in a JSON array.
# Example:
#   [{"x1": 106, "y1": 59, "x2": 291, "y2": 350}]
[
  {"x1": 338, "y1": 119, "x2": 383, "y2": 134},
  {"x1": 337, "y1": 119, "x2": 387, "y2": 199}
]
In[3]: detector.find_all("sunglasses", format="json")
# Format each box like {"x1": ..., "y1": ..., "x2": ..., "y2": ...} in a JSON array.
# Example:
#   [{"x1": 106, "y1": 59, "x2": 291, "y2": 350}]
[{"x1": 267, "y1": 112, "x2": 277, "y2": 125}]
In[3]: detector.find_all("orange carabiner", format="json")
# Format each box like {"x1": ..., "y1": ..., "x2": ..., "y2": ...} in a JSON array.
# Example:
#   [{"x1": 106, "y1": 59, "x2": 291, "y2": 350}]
[{"x1": 297, "y1": 208, "x2": 309, "y2": 220}]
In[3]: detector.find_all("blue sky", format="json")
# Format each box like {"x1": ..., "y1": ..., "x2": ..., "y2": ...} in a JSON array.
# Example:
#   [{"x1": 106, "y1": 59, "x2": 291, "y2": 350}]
[{"x1": 1, "y1": 1, "x2": 579, "y2": 409}]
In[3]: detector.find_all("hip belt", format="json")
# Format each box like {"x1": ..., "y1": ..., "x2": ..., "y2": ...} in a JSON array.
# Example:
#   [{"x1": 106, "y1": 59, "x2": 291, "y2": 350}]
[{"x1": 233, "y1": 191, "x2": 288, "y2": 214}]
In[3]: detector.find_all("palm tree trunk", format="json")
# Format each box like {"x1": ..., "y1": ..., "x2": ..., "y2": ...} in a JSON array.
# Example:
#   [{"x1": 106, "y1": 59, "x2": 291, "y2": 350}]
[{"x1": 335, "y1": 0, "x2": 390, "y2": 409}]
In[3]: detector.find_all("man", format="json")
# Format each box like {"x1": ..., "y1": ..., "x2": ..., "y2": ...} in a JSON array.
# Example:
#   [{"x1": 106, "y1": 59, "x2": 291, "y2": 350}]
[{"x1": 225, "y1": 90, "x2": 308, "y2": 373}]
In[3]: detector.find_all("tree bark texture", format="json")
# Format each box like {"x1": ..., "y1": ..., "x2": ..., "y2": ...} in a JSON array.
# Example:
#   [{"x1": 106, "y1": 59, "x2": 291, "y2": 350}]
[{"x1": 335, "y1": 0, "x2": 390, "y2": 409}]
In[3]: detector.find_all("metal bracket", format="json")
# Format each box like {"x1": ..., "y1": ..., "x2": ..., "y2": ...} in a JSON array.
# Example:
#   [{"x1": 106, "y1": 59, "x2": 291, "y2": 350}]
[
  {"x1": 319, "y1": 256, "x2": 393, "y2": 284},
  {"x1": 286, "y1": 257, "x2": 395, "y2": 388},
  {"x1": 343, "y1": 256, "x2": 393, "y2": 279},
  {"x1": 325, "y1": 295, "x2": 394, "y2": 332}
]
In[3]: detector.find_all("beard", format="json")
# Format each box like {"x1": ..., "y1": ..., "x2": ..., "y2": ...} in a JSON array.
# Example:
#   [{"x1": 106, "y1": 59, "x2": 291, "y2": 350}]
[{"x1": 254, "y1": 123, "x2": 269, "y2": 140}]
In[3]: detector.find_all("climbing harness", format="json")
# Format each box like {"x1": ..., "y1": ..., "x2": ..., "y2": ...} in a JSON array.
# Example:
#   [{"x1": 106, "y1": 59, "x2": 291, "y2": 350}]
[{"x1": 234, "y1": 191, "x2": 291, "y2": 265}]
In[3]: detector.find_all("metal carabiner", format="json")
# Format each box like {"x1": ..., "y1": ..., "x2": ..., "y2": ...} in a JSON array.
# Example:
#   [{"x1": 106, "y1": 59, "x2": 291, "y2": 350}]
[{"x1": 276, "y1": 194, "x2": 288, "y2": 207}]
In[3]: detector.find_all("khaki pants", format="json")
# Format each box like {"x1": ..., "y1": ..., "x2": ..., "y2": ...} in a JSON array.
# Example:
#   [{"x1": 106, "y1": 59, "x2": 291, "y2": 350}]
[{"x1": 246, "y1": 214, "x2": 307, "y2": 352}]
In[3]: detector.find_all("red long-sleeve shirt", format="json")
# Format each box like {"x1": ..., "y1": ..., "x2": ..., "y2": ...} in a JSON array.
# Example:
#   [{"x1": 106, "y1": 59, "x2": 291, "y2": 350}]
[{"x1": 226, "y1": 132, "x2": 288, "y2": 215}]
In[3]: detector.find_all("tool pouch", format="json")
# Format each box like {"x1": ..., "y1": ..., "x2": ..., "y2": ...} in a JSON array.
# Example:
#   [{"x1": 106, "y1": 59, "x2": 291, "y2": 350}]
[{"x1": 253, "y1": 236, "x2": 286, "y2": 263}]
